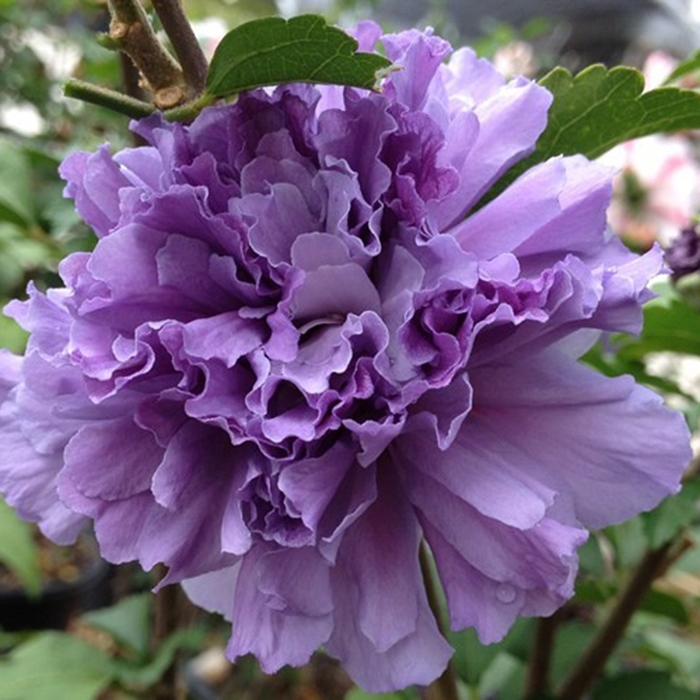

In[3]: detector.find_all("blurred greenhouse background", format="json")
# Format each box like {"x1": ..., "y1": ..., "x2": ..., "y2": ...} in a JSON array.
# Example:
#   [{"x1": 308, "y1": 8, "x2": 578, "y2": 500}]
[{"x1": 1, "y1": 1, "x2": 700, "y2": 698}]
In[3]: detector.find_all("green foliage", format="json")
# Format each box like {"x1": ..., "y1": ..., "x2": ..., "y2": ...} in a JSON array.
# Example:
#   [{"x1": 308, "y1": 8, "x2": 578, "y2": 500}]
[
  {"x1": 0, "y1": 595, "x2": 208, "y2": 697},
  {"x1": 82, "y1": 593, "x2": 152, "y2": 659},
  {"x1": 593, "y1": 670, "x2": 697, "y2": 699},
  {"x1": 617, "y1": 285, "x2": 700, "y2": 360},
  {"x1": 639, "y1": 590, "x2": 689, "y2": 625},
  {"x1": 111, "y1": 627, "x2": 207, "y2": 689},
  {"x1": 0, "y1": 498, "x2": 41, "y2": 597},
  {"x1": 643, "y1": 479, "x2": 700, "y2": 550},
  {"x1": 0, "y1": 139, "x2": 36, "y2": 228},
  {"x1": 665, "y1": 49, "x2": 700, "y2": 86},
  {"x1": 0, "y1": 632, "x2": 115, "y2": 700},
  {"x1": 205, "y1": 15, "x2": 392, "y2": 99},
  {"x1": 485, "y1": 64, "x2": 700, "y2": 201}
]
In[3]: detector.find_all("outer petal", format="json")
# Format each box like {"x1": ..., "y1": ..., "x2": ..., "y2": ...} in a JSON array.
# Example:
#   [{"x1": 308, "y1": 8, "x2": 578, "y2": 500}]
[
  {"x1": 326, "y1": 464, "x2": 452, "y2": 691},
  {"x1": 227, "y1": 544, "x2": 333, "y2": 672},
  {"x1": 466, "y1": 352, "x2": 690, "y2": 529},
  {"x1": 58, "y1": 420, "x2": 237, "y2": 583}
]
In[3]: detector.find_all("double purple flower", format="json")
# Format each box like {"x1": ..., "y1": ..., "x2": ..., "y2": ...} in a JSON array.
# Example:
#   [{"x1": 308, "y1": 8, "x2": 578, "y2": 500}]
[{"x1": 0, "y1": 24, "x2": 690, "y2": 691}]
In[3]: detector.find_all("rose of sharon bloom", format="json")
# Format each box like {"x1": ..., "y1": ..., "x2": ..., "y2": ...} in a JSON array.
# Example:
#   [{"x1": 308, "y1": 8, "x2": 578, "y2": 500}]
[{"x1": 0, "y1": 24, "x2": 691, "y2": 691}]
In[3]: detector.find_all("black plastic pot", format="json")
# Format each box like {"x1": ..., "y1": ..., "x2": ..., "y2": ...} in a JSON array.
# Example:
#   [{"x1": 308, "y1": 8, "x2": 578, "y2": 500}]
[{"x1": 0, "y1": 548, "x2": 113, "y2": 631}]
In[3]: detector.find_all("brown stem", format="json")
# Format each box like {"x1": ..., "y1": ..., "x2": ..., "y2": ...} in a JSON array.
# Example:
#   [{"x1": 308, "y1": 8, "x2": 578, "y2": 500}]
[
  {"x1": 556, "y1": 541, "x2": 678, "y2": 700},
  {"x1": 152, "y1": 565, "x2": 184, "y2": 700},
  {"x1": 420, "y1": 542, "x2": 461, "y2": 700},
  {"x1": 108, "y1": 0, "x2": 187, "y2": 108},
  {"x1": 524, "y1": 610, "x2": 563, "y2": 698},
  {"x1": 150, "y1": 0, "x2": 209, "y2": 95}
]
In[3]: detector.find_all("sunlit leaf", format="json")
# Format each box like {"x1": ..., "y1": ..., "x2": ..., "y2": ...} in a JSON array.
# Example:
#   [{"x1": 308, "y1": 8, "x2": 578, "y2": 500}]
[
  {"x1": 206, "y1": 15, "x2": 392, "y2": 98},
  {"x1": 485, "y1": 64, "x2": 700, "y2": 201}
]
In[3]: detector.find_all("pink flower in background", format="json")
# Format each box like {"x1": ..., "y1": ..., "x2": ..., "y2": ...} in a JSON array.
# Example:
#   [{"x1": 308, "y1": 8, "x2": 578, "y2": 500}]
[
  {"x1": 601, "y1": 51, "x2": 700, "y2": 248},
  {"x1": 602, "y1": 134, "x2": 700, "y2": 247}
]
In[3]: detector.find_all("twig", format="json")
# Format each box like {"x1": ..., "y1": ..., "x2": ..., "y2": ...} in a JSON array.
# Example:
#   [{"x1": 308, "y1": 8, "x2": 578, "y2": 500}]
[
  {"x1": 108, "y1": 0, "x2": 187, "y2": 108},
  {"x1": 151, "y1": 0, "x2": 209, "y2": 94},
  {"x1": 556, "y1": 540, "x2": 679, "y2": 700},
  {"x1": 152, "y1": 564, "x2": 184, "y2": 700},
  {"x1": 525, "y1": 610, "x2": 563, "y2": 698},
  {"x1": 420, "y1": 541, "x2": 461, "y2": 700}
]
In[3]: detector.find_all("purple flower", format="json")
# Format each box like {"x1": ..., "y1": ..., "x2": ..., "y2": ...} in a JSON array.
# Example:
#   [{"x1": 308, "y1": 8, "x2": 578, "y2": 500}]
[
  {"x1": 665, "y1": 225, "x2": 700, "y2": 280},
  {"x1": 0, "y1": 24, "x2": 691, "y2": 692}
]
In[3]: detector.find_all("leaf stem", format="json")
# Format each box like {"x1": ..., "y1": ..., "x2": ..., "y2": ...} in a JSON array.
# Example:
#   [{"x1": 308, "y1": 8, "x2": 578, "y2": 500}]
[
  {"x1": 556, "y1": 540, "x2": 681, "y2": 700},
  {"x1": 63, "y1": 79, "x2": 155, "y2": 118},
  {"x1": 150, "y1": 0, "x2": 209, "y2": 95},
  {"x1": 420, "y1": 541, "x2": 461, "y2": 700}
]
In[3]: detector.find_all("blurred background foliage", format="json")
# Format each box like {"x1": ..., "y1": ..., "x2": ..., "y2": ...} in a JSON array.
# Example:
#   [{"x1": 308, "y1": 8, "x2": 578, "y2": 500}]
[{"x1": 0, "y1": 1, "x2": 700, "y2": 699}]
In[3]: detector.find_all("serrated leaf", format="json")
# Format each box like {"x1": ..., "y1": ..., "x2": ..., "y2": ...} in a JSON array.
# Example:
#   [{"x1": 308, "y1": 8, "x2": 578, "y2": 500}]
[
  {"x1": 487, "y1": 64, "x2": 700, "y2": 200},
  {"x1": 0, "y1": 631, "x2": 115, "y2": 700},
  {"x1": 0, "y1": 497, "x2": 41, "y2": 597},
  {"x1": 206, "y1": 15, "x2": 392, "y2": 98}
]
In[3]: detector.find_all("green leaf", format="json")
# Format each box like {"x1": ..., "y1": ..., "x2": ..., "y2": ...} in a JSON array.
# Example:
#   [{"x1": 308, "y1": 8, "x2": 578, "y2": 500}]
[
  {"x1": 206, "y1": 15, "x2": 392, "y2": 98},
  {"x1": 605, "y1": 516, "x2": 647, "y2": 569},
  {"x1": 593, "y1": 670, "x2": 696, "y2": 700},
  {"x1": 639, "y1": 628, "x2": 700, "y2": 682},
  {"x1": 643, "y1": 479, "x2": 700, "y2": 549},
  {"x1": 82, "y1": 593, "x2": 151, "y2": 658},
  {"x1": 0, "y1": 497, "x2": 41, "y2": 597},
  {"x1": 478, "y1": 652, "x2": 526, "y2": 699},
  {"x1": 549, "y1": 622, "x2": 596, "y2": 687},
  {"x1": 0, "y1": 140, "x2": 35, "y2": 227},
  {"x1": 113, "y1": 627, "x2": 207, "y2": 688},
  {"x1": 613, "y1": 282, "x2": 700, "y2": 361},
  {"x1": 448, "y1": 627, "x2": 500, "y2": 686},
  {"x1": 0, "y1": 309, "x2": 28, "y2": 354},
  {"x1": 487, "y1": 64, "x2": 700, "y2": 199},
  {"x1": 0, "y1": 631, "x2": 115, "y2": 700},
  {"x1": 665, "y1": 49, "x2": 700, "y2": 86},
  {"x1": 639, "y1": 589, "x2": 689, "y2": 624}
]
